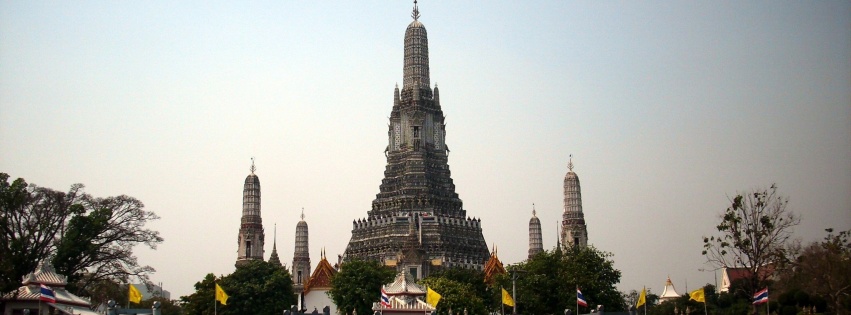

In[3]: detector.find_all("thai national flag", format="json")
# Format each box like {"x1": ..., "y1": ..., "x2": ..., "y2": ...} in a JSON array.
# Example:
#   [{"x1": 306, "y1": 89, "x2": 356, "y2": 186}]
[
  {"x1": 577, "y1": 288, "x2": 588, "y2": 307},
  {"x1": 380, "y1": 288, "x2": 391, "y2": 307},
  {"x1": 753, "y1": 288, "x2": 769, "y2": 305},
  {"x1": 39, "y1": 284, "x2": 56, "y2": 303}
]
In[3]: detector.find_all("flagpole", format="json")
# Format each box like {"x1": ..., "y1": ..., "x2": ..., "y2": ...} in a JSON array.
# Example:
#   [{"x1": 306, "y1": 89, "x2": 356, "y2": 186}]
[
  {"x1": 575, "y1": 286, "x2": 578, "y2": 315},
  {"x1": 644, "y1": 286, "x2": 647, "y2": 315},
  {"x1": 704, "y1": 299, "x2": 707, "y2": 315}
]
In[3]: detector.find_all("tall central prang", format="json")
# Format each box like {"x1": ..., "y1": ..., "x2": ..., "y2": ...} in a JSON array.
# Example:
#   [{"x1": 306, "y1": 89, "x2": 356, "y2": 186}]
[{"x1": 344, "y1": 1, "x2": 489, "y2": 278}]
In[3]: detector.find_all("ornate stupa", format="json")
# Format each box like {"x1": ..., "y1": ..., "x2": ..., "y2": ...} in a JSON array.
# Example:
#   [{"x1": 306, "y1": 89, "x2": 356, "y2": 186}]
[
  {"x1": 292, "y1": 209, "x2": 311, "y2": 290},
  {"x1": 560, "y1": 155, "x2": 588, "y2": 249},
  {"x1": 528, "y1": 204, "x2": 543, "y2": 258},
  {"x1": 236, "y1": 158, "x2": 265, "y2": 266},
  {"x1": 344, "y1": 0, "x2": 489, "y2": 278}
]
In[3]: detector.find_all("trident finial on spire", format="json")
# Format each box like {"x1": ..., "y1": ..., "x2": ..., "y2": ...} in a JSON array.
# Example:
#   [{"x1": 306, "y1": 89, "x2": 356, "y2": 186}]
[
  {"x1": 411, "y1": 0, "x2": 420, "y2": 20},
  {"x1": 301, "y1": 207, "x2": 305, "y2": 221},
  {"x1": 568, "y1": 154, "x2": 574, "y2": 171},
  {"x1": 532, "y1": 203, "x2": 536, "y2": 216},
  {"x1": 250, "y1": 157, "x2": 256, "y2": 174}
]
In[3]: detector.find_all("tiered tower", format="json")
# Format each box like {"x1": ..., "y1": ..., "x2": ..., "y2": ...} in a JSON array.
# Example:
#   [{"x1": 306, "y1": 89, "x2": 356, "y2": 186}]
[
  {"x1": 236, "y1": 159, "x2": 265, "y2": 266},
  {"x1": 292, "y1": 209, "x2": 311, "y2": 290},
  {"x1": 560, "y1": 155, "x2": 588, "y2": 248},
  {"x1": 344, "y1": 1, "x2": 489, "y2": 278},
  {"x1": 528, "y1": 204, "x2": 543, "y2": 258},
  {"x1": 269, "y1": 224, "x2": 283, "y2": 268}
]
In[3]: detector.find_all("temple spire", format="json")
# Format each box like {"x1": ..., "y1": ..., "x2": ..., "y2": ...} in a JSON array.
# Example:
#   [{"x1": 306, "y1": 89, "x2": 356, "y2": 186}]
[
  {"x1": 411, "y1": 0, "x2": 420, "y2": 20},
  {"x1": 568, "y1": 154, "x2": 573, "y2": 171},
  {"x1": 250, "y1": 157, "x2": 256, "y2": 174}
]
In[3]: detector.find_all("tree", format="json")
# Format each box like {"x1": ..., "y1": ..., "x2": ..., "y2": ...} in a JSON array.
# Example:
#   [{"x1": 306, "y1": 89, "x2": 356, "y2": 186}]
[
  {"x1": 702, "y1": 184, "x2": 800, "y2": 312},
  {"x1": 328, "y1": 259, "x2": 395, "y2": 315},
  {"x1": 0, "y1": 173, "x2": 84, "y2": 293},
  {"x1": 0, "y1": 173, "x2": 162, "y2": 300},
  {"x1": 493, "y1": 246, "x2": 623, "y2": 315},
  {"x1": 180, "y1": 273, "x2": 218, "y2": 315},
  {"x1": 427, "y1": 268, "x2": 494, "y2": 311},
  {"x1": 53, "y1": 194, "x2": 163, "y2": 296},
  {"x1": 779, "y1": 229, "x2": 851, "y2": 314},
  {"x1": 180, "y1": 261, "x2": 295, "y2": 315},
  {"x1": 420, "y1": 276, "x2": 486, "y2": 315}
]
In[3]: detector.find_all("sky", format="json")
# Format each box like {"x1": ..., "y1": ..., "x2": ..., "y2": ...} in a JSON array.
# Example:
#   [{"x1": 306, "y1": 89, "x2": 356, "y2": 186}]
[{"x1": 2, "y1": 0, "x2": 849, "y2": 300}]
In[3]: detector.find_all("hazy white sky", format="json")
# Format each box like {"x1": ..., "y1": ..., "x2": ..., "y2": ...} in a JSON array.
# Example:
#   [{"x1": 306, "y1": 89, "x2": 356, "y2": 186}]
[{"x1": 2, "y1": 1, "x2": 849, "y2": 299}]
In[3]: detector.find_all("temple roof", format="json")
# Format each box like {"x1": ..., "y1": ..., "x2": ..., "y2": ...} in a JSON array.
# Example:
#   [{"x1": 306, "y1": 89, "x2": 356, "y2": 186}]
[
  {"x1": 374, "y1": 296, "x2": 435, "y2": 313},
  {"x1": 383, "y1": 271, "x2": 426, "y2": 295},
  {"x1": 304, "y1": 254, "x2": 336, "y2": 293},
  {"x1": 22, "y1": 261, "x2": 66, "y2": 287},
  {"x1": 659, "y1": 277, "x2": 680, "y2": 299},
  {"x1": 483, "y1": 247, "x2": 506, "y2": 284}
]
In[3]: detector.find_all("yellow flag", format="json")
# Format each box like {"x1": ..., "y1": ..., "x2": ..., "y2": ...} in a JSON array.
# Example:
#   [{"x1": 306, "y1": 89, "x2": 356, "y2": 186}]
[
  {"x1": 426, "y1": 287, "x2": 442, "y2": 307},
  {"x1": 128, "y1": 284, "x2": 142, "y2": 304},
  {"x1": 502, "y1": 288, "x2": 515, "y2": 307},
  {"x1": 636, "y1": 287, "x2": 646, "y2": 308},
  {"x1": 689, "y1": 288, "x2": 705, "y2": 303},
  {"x1": 215, "y1": 283, "x2": 229, "y2": 305}
]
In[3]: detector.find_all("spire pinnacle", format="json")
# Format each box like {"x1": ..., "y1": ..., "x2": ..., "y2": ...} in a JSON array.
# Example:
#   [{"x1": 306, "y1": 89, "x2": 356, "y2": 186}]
[
  {"x1": 273, "y1": 223, "x2": 277, "y2": 249},
  {"x1": 411, "y1": 0, "x2": 420, "y2": 20},
  {"x1": 532, "y1": 203, "x2": 536, "y2": 217},
  {"x1": 301, "y1": 207, "x2": 305, "y2": 221},
  {"x1": 568, "y1": 154, "x2": 573, "y2": 171},
  {"x1": 250, "y1": 157, "x2": 256, "y2": 174}
]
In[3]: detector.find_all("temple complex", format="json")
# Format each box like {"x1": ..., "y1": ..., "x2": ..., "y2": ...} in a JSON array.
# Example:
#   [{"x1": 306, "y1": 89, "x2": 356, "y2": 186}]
[
  {"x1": 236, "y1": 159, "x2": 265, "y2": 266},
  {"x1": 528, "y1": 205, "x2": 543, "y2": 258},
  {"x1": 343, "y1": 1, "x2": 489, "y2": 278},
  {"x1": 560, "y1": 156, "x2": 588, "y2": 249}
]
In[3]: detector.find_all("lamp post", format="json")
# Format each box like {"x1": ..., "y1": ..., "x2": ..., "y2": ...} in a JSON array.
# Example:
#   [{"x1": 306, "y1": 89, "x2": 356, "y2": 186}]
[{"x1": 508, "y1": 266, "x2": 526, "y2": 315}]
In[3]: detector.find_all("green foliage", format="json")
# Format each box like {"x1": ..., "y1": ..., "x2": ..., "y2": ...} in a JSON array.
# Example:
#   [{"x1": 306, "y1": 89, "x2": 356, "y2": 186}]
[
  {"x1": 1, "y1": 173, "x2": 162, "y2": 303},
  {"x1": 328, "y1": 259, "x2": 395, "y2": 315},
  {"x1": 181, "y1": 261, "x2": 295, "y2": 315},
  {"x1": 420, "y1": 276, "x2": 486, "y2": 315},
  {"x1": 702, "y1": 184, "x2": 799, "y2": 302},
  {"x1": 427, "y1": 268, "x2": 494, "y2": 311},
  {"x1": 180, "y1": 273, "x2": 218, "y2": 315},
  {"x1": 494, "y1": 246, "x2": 622, "y2": 314},
  {"x1": 0, "y1": 173, "x2": 84, "y2": 293}
]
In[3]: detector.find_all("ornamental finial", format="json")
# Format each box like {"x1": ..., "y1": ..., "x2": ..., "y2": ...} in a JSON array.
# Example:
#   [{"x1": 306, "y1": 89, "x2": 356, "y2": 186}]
[
  {"x1": 532, "y1": 203, "x2": 536, "y2": 216},
  {"x1": 411, "y1": 0, "x2": 420, "y2": 20},
  {"x1": 250, "y1": 157, "x2": 256, "y2": 174},
  {"x1": 301, "y1": 207, "x2": 305, "y2": 221},
  {"x1": 568, "y1": 154, "x2": 574, "y2": 171}
]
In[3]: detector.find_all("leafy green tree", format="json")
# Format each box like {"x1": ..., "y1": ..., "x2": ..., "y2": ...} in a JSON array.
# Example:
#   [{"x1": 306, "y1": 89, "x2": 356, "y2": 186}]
[
  {"x1": 420, "y1": 277, "x2": 486, "y2": 315},
  {"x1": 328, "y1": 259, "x2": 395, "y2": 315},
  {"x1": 427, "y1": 268, "x2": 494, "y2": 311},
  {"x1": 180, "y1": 273, "x2": 218, "y2": 315},
  {"x1": 180, "y1": 261, "x2": 295, "y2": 315},
  {"x1": 493, "y1": 246, "x2": 623, "y2": 314},
  {"x1": 703, "y1": 184, "x2": 799, "y2": 314},
  {"x1": 0, "y1": 173, "x2": 84, "y2": 293},
  {"x1": 0, "y1": 173, "x2": 162, "y2": 298}
]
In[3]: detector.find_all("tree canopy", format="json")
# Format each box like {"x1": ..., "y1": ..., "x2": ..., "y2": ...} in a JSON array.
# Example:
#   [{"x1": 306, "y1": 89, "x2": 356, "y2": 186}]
[
  {"x1": 0, "y1": 173, "x2": 162, "y2": 299},
  {"x1": 492, "y1": 246, "x2": 623, "y2": 314},
  {"x1": 702, "y1": 184, "x2": 799, "y2": 310},
  {"x1": 180, "y1": 260, "x2": 295, "y2": 315},
  {"x1": 328, "y1": 259, "x2": 395, "y2": 315}
]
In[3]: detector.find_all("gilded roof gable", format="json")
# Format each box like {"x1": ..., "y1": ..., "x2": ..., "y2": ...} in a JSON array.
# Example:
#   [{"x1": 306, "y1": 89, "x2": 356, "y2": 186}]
[
  {"x1": 304, "y1": 255, "x2": 336, "y2": 293},
  {"x1": 483, "y1": 248, "x2": 506, "y2": 284}
]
